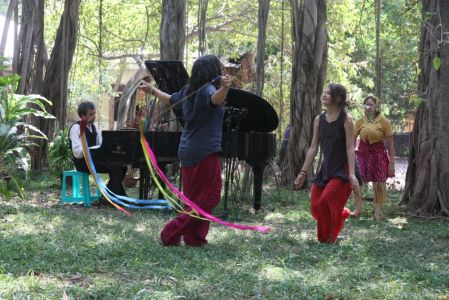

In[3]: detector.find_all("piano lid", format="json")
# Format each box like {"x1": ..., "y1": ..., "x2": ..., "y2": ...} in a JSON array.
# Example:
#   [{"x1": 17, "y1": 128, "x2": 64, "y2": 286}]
[
  {"x1": 145, "y1": 60, "x2": 189, "y2": 94},
  {"x1": 225, "y1": 88, "x2": 279, "y2": 133}
]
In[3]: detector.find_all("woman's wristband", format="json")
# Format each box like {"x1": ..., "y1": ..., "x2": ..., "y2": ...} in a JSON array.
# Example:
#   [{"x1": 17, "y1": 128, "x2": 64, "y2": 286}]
[{"x1": 299, "y1": 170, "x2": 307, "y2": 176}]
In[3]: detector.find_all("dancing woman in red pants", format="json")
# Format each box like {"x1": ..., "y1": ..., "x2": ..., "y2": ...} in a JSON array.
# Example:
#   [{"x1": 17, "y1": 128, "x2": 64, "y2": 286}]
[
  {"x1": 140, "y1": 55, "x2": 231, "y2": 246},
  {"x1": 294, "y1": 83, "x2": 361, "y2": 243}
]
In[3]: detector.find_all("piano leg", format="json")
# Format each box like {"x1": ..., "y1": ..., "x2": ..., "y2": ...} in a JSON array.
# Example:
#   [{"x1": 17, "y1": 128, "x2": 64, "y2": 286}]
[
  {"x1": 250, "y1": 163, "x2": 266, "y2": 211},
  {"x1": 138, "y1": 163, "x2": 168, "y2": 200},
  {"x1": 139, "y1": 167, "x2": 148, "y2": 199},
  {"x1": 108, "y1": 166, "x2": 127, "y2": 196}
]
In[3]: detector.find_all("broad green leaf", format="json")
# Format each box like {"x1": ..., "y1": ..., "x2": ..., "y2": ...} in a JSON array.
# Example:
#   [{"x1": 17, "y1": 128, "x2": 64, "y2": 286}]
[{"x1": 433, "y1": 56, "x2": 441, "y2": 70}]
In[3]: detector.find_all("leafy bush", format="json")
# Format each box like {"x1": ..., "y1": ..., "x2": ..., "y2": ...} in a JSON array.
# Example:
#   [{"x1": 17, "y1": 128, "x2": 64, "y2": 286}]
[
  {"x1": 0, "y1": 57, "x2": 55, "y2": 199},
  {"x1": 48, "y1": 128, "x2": 74, "y2": 178}
]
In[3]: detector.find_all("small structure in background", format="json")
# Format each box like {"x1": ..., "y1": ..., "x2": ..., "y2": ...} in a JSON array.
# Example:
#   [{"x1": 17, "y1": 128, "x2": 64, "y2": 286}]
[{"x1": 222, "y1": 51, "x2": 255, "y2": 89}]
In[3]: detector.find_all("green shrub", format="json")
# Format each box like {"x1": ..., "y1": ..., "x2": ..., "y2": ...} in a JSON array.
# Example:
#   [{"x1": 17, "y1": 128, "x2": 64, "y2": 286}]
[
  {"x1": 0, "y1": 57, "x2": 55, "y2": 199},
  {"x1": 48, "y1": 128, "x2": 74, "y2": 178}
]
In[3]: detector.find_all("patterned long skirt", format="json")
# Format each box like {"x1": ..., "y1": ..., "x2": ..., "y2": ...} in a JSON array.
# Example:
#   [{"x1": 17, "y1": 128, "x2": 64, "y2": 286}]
[{"x1": 355, "y1": 139, "x2": 390, "y2": 182}]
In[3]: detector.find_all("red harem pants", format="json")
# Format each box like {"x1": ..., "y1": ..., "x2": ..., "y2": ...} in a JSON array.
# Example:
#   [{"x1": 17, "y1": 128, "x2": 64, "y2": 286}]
[
  {"x1": 310, "y1": 178, "x2": 352, "y2": 243},
  {"x1": 160, "y1": 154, "x2": 222, "y2": 246}
]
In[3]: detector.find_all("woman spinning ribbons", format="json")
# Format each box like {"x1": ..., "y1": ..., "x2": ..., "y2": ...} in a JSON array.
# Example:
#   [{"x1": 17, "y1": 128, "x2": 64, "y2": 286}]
[{"x1": 140, "y1": 55, "x2": 232, "y2": 247}]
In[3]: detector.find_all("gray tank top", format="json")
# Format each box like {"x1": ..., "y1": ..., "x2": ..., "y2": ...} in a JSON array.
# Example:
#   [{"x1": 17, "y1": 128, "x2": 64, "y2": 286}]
[{"x1": 313, "y1": 111, "x2": 351, "y2": 187}]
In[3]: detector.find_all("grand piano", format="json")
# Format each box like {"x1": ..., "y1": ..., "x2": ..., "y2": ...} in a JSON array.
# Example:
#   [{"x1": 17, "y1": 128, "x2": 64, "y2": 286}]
[{"x1": 93, "y1": 61, "x2": 278, "y2": 210}]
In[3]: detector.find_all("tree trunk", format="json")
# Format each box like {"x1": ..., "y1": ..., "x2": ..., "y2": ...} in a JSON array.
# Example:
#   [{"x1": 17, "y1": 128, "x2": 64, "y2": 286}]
[
  {"x1": 31, "y1": 0, "x2": 46, "y2": 94},
  {"x1": 41, "y1": 0, "x2": 80, "y2": 129},
  {"x1": 375, "y1": 0, "x2": 382, "y2": 98},
  {"x1": 12, "y1": 1, "x2": 19, "y2": 74},
  {"x1": 254, "y1": 0, "x2": 270, "y2": 97},
  {"x1": 17, "y1": 0, "x2": 37, "y2": 95},
  {"x1": 284, "y1": 0, "x2": 328, "y2": 187},
  {"x1": 159, "y1": 0, "x2": 186, "y2": 132},
  {"x1": 160, "y1": 0, "x2": 186, "y2": 61},
  {"x1": 0, "y1": 0, "x2": 18, "y2": 63},
  {"x1": 31, "y1": 0, "x2": 81, "y2": 171},
  {"x1": 198, "y1": 0, "x2": 208, "y2": 57},
  {"x1": 278, "y1": 0, "x2": 286, "y2": 141},
  {"x1": 400, "y1": 0, "x2": 449, "y2": 216}
]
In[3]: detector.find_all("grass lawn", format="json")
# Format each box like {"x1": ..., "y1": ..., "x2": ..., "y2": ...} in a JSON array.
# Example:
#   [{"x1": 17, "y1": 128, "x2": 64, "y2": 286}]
[{"x1": 0, "y1": 175, "x2": 448, "y2": 299}]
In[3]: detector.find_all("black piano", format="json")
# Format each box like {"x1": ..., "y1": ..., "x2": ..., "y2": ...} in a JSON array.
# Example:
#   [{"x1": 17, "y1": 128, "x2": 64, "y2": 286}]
[{"x1": 92, "y1": 61, "x2": 278, "y2": 210}]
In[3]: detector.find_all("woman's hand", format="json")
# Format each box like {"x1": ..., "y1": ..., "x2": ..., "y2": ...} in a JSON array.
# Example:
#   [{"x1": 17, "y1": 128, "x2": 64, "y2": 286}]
[
  {"x1": 294, "y1": 173, "x2": 306, "y2": 189},
  {"x1": 349, "y1": 174, "x2": 359, "y2": 190},
  {"x1": 220, "y1": 75, "x2": 232, "y2": 88},
  {"x1": 139, "y1": 83, "x2": 155, "y2": 95}
]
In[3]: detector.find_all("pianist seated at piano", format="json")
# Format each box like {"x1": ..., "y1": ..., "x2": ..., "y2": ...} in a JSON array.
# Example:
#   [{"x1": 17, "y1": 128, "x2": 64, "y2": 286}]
[
  {"x1": 140, "y1": 54, "x2": 231, "y2": 246},
  {"x1": 68, "y1": 101, "x2": 127, "y2": 198}
]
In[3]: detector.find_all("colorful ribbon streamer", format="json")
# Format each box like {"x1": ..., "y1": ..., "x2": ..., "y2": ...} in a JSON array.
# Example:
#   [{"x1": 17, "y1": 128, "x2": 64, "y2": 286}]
[
  {"x1": 79, "y1": 119, "x2": 171, "y2": 214},
  {"x1": 139, "y1": 125, "x2": 272, "y2": 233},
  {"x1": 79, "y1": 117, "x2": 271, "y2": 233}
]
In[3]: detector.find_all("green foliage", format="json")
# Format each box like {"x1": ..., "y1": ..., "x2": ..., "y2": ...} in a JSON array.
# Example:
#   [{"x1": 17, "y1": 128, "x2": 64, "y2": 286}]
[
  {"x1": 432, "y1": 56, "x2": 441, "y2": 71},
  {"x1": 0, "y1": 56, "x2": 11, "y2": 72},
  {"x1": 190, "y1": 1, "x2": 258, "y2": 61},
  {"x1": 66, "y1": 0, "x2": 163, "y2": 107},
  {"x1": 263, "y1": 52, "x2": 292, "y2": 134},
  {"x1": 47, "y1": 128, "x2": 74, "y2": 178},
  {"x1": 409, "y1": 93, "x2": 424, "y2": 106},
  {"x1": 39, "y1": 0, "x2": 422, "y2": 131},
  {"x1": 0, "y1": 175, "x2": 24, "y2": 200},
  {"x1": 0, "y1": 58, "x2": 55, "y2": 199},
  {"x1": 326, "y1": 0, "x2": 422, "y2": 129}
]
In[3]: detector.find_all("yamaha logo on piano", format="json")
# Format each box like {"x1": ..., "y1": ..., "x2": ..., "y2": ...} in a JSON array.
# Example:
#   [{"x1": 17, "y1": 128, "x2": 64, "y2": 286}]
[{"x1": 111, "y1": 145, "x2": 126, "y2": 156}]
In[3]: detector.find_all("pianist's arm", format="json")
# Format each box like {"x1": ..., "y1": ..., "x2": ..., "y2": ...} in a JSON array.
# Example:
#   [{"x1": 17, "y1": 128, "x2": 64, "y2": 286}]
[
  {"x1": 91, "y1": 125, "x2": 102, "y2": 150},
  {"x1": 69, "y1": 124, "x2": 84, "y2": 159},
  {"x1": 69, "y1": 123, "x2": 102, "y2": 159}
]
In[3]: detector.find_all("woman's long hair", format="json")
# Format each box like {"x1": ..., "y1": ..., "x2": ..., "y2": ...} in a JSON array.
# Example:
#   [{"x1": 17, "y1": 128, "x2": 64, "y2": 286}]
[
  {"x1": 328, "y1": 83, "x2": 349, "y2": 109},
  {"x1": 186, "y1": 55, "x2": 222, "y2": 99}
]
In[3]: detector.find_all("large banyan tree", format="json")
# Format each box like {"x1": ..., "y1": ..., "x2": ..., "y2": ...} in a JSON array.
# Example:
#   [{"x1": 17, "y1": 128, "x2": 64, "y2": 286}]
[
  {"x1": 401, "y1": 0, "x2": 449, "y2": 216},
  {"x1": 284, "y1": 0, "x2": 327, "y2": 186}
]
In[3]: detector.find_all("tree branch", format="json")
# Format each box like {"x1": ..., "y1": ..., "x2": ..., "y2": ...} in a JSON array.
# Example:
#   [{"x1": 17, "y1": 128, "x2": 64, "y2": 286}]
[{"x1": 103, "y1": 27, "x2": 146, "y2": 44}]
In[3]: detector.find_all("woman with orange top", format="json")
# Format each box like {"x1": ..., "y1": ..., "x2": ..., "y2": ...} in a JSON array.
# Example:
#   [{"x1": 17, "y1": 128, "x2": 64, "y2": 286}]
[{"x1": 354, "y1": 96, "x2": 395, "y2": 221}]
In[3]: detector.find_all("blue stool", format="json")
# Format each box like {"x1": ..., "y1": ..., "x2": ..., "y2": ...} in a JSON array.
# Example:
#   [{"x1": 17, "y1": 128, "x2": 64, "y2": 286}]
[{"x1": 61, "y1": 170, "x2": 100, "y2": 207}]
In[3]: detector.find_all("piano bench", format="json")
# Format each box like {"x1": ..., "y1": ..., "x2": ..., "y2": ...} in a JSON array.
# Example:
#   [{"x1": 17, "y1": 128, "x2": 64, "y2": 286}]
[{"x1": 61, "y1": 170, "x2": 100, "y2": 207}]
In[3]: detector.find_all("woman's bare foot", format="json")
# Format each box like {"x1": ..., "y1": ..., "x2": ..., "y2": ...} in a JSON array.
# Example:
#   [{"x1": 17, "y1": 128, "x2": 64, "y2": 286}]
[
  {"x1": 352, "y1": 186, "x2": 363, "y2": 218},
  {"x1": 374, "y1": 213, "x2": 382, "y2": 221},
  {"x1": 374, "y1": 202, "x2": 382, "y2": 221},
  {"x1": 350, "y1": 210, "x2": 361, "y2": 218}
]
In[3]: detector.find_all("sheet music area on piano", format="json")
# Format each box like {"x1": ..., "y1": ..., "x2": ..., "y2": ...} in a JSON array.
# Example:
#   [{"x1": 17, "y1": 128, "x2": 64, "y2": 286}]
[{"x1": 89, "y1": 61, "x2": 279, "y2": 211}]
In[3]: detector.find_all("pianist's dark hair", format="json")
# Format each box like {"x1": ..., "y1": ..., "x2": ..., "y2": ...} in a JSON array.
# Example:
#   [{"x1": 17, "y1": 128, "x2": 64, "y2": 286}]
[
  {"x1": 187, "y1": 55, "x2": 222, "y2": 100},
  {"x1": 77, "y1": 101, "x2": 96, "y2": 118}
]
